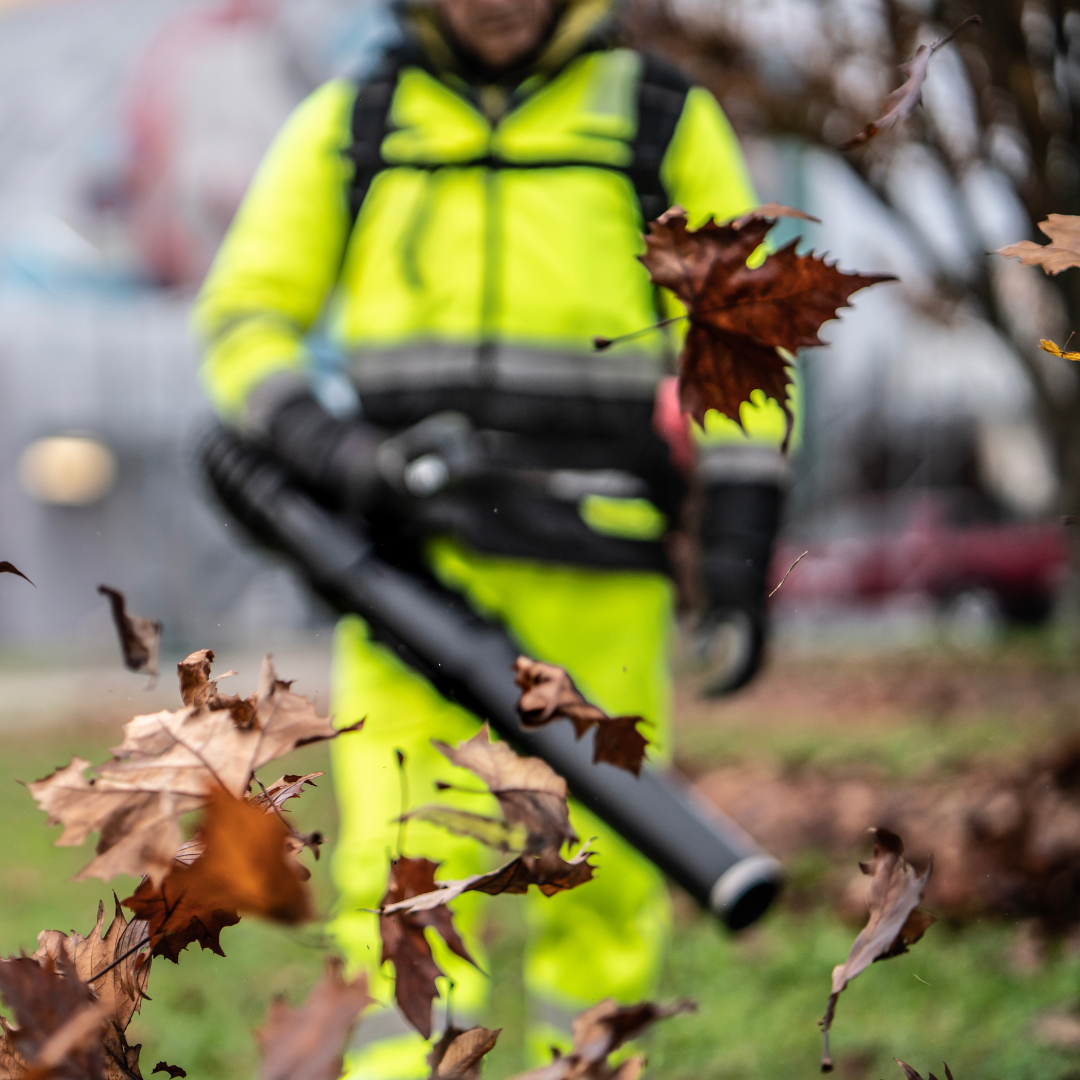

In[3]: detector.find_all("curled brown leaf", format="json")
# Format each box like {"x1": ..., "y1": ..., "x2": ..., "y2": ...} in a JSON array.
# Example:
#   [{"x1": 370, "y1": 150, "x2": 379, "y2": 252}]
[
  {"x1": 513, "y1": 658, "x2": 649, "y2": 777},
  {"x1": 123, "y1": 787, "x2": 312, "y2": 963},
  {"x1": 840, "y1": 17, "x2": 981, "y2": 150},
  {"x1": 0, "y1": 562, "x2": 35, "y2": 587},
  {"x1": 427, "y1": 1026, "x2": 501, "y2": 1080},
  {"x1": 256, "y1": 957, "x2": 373, "y2": 1080},
  {"x1": 998, "y1": 214, "x2": 1080, "y2": 276},
  {"x1": 820, "y1": 829, "x2": 935, "y2": 1072},
  {"x1": 34, "y1": 899, "x2": 151, "y2": 1032},
  {"x1": 97, "y1": 586, "x2": 162, "y2": 678},
  {"x1": 0, "y1": 951, "x2": 105, "y2": 1080},
  {"x1": 151, "y1": 1063, "x2": 187, "y2": 1078},
  {"x1": 508, "y1": 998, "x2": 695, "y2": 1080},
  {"x1": 380, "y1": 845, "x2": 596, "y2": 919},
  {"x1": 433, "y1": 725, "x2": 574, "y2": 854},
  {"x1": 27, "y1": 652, "x2": 359, "y2": 885},
  {"x1": 379, "y1": 857, "x2": 479, "y2": 1039}
]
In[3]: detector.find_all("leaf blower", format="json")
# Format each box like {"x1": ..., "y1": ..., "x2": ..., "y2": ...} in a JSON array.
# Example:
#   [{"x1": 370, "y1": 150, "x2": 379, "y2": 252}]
[{"x1": 198, "y1": 425, "x2": 783, "y2": 930}]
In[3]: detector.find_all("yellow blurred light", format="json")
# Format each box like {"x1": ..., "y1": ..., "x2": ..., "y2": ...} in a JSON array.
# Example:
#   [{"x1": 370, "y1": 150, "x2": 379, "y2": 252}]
[{"x1": 18, "y1": 435, "x2": 118, "y2": 506}]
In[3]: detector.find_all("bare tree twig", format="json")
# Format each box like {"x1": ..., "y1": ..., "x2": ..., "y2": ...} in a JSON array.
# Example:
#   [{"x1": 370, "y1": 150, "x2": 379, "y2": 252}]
[{"x1": 769, "y1": 551, "x2": 808, "y2": 598}]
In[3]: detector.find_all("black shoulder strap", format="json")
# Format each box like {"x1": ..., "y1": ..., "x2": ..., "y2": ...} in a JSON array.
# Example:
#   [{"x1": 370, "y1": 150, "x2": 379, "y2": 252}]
[
  {"x1": 344, "y1": 51, "x2": 691, "y2": 227},
  {"x1": 628, "y1": 53, "x2": 692, "y2": 225},
  {"x1": 344, "y1": 54, "x2": 403, "y2": 225}
]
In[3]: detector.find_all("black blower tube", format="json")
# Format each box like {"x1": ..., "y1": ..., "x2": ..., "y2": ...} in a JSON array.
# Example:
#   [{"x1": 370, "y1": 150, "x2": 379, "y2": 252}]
[{"x1": 199, "y1": 426, "x2": 783, "y2": 930}]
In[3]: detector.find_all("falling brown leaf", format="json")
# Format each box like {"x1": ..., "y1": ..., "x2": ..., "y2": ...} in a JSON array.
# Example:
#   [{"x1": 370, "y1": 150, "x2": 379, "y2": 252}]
[
  {"x1": 27, "y1": 652, "x2": 360, "y2": 885},
  {"x1": 97, "y1": 587, "x2": 162, "y2": 679},
  {"x1": 894, "y1": 1061, "x2": 954, "y2": 1080},
  {"x1": 252, "y1": 773, "x2": 326, "y2": 860},
  {"x1": 380, "y1": 845, "x2": 595, "y2": 917},
  {"x1": 256, "y1": 957, "x2": 372, "y2": 1080},
  {"x1": 0, "y1": 562, "x2": 34, "y2": 587},
  {"x1": 433, "y1": 725, "x2": 575, "y2": 854},
  {"x1": 151, "y1": 1063, "x2": 186, "y2": 1078},
  {"x1": 0, "y1": 952, "x2": 105, "y2": 1080},
  {"x1": 840, "y1": 17, "x2": 981, "y2": 149},
  {"x1": 820, "y1": 829, "x2": 935, "y2": 1072},
  {"x1": 379, "y1": 857, "x2": 479, "y2": 1039},
  {"x1": 639, "y1": 206, "x2": 893, "y2": 447},
  {"x1": 513, "y1": 658, "x2": 649, "y2": 777},
  {"x1": 35, "y1": 899, "x2": 151, "y2": 1034},
  {"x1": 508, "y1": 999, "x2": 695, "y2": 1080},
  {"x1": 122, "y1": 876, "x2": 240, "y2": 965},
  {"x1": 124, "y1": 769, "x2": 324, "y2": 961},
  {"x1": 124, "y1": 786, "x2": 312, "y2": 963},
  {"x1": 427, "y1": 1026, "x2": 500, "y2": 1080},
  {"x1": 999, "y1": 214, "x2": 1080, "y2": 275}
]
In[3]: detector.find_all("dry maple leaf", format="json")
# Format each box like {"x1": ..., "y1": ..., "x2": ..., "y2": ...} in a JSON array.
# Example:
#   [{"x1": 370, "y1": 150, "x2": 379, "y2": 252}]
[
  {"x1": 433, "y1": 725, "x2": 575, "y2": 854},
  {"x1": 840, "y1": 17, "x2": 980, "y2": 149},
  {"x1": 27, "y1": 652, "x2": 360, "y2": 885},
  {"x1": 256, "y1": 957, "x2": 372, "y2": 1080},
  {"x1": 0, "y1": 952, "x2": 105, "y2": 1080},
  {"x1": 150, "y1": 1064, "x2": 186, "y2": 1079},
  {"x1": 35, "y1": 899, "x2": 151, "y2": 1035},
  {"x1": 379, "y1": 856, "x2": 480, "y2": 1039},
  {"x1": 380, "y1": 845, "x2": 595, "y2": 918},
  {"x1": 122, "y1": 878, "x2": 239, "y2": 965},
  {"x1": 638, "y1": 206, "x2": 893, "y2": 447},
  {"x1": 1040, "y1": 338, "x2": 1080, "y2": 361},
  {"x1": 97, "y1": 588, "x2": 162, "y2": 679},
  {"x1": 124, "y1": 786, "x2": 312, "y2": 962},
  {"x1": 251, "y1": 772, "x2": 326, "y2": 860},
  {"x1": 124, "y1": 770, "x2": 324, "y2": 961},
  {"x1": 998, "y1": 214, "x2": 1080, "y2": 275},
  {"x1": 0, "y1": 562, "x2": 34, "y2": 587},
  {"x1": 509, "y1": 999, "x2": 695, "y2": 1080},
  {"x1": 895, "y1": 1062, "x2": 954, "y2": 1080},
  {"x1": 820, "y1": 829, "x2": 935, "y2": 1072},
  {"x1": 427, "y1": 1026, "x2": 500, "y2": 1080},
  {"x1": 513, "y1": 658, "x2": 649, "y2": 776}
]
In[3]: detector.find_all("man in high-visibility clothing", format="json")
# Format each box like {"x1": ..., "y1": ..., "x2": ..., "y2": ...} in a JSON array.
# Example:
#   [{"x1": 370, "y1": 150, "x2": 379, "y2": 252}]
[{"x1": 193, "y1": 0, "x2": 791, "y2": 1076}]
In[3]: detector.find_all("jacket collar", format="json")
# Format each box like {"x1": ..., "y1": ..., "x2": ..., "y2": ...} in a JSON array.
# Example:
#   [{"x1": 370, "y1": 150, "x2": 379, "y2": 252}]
[{"x1": 397, "y1": 0, "x2": 619, "y2": 111}]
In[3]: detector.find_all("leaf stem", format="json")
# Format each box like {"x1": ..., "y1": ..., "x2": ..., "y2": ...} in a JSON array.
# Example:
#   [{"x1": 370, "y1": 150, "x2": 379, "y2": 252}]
[{"x1": 86, "y1": 935, "x2": 152, "y2": 984}]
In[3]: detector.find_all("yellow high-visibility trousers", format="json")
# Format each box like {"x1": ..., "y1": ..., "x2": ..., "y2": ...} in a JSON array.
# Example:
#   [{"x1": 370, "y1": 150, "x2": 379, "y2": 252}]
[{"x1": 329, "y1": 538, "x2": 674, "y2": 1079}]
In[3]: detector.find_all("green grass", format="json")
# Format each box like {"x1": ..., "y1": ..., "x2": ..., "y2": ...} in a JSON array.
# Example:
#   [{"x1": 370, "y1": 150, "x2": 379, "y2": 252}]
[{"x1": 5, "y1": 645, "x2": 1080, "y2": 1080}]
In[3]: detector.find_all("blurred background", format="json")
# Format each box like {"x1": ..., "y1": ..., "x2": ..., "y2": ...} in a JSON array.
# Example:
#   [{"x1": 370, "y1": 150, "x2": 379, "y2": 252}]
[{"x1": 4, "y1": 0, "x2": 1080, "y2": 1078}]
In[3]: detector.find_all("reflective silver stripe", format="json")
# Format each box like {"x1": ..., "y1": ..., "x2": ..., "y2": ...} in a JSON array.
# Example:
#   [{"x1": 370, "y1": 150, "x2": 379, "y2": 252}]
[
  {"x1": 708, "y1": 855, "x2": 785, "y2": 922},
  {"x1": 349, "y1": 343, "x2": 663, "y2": 399},
  {"x1": 698, "y1": 444, "x2": 792, "y2": 486}
]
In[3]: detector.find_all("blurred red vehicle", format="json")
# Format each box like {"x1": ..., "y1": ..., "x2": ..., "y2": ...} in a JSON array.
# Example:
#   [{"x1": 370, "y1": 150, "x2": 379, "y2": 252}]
[{"x1": 768, "y1": 489, "x2": 1069, "y2": 624}]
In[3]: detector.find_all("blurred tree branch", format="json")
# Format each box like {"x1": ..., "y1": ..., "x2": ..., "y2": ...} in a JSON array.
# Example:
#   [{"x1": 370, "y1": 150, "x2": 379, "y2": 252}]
[{"x1": 627, "y1": 0, "x2": 1080, "y2": 606}]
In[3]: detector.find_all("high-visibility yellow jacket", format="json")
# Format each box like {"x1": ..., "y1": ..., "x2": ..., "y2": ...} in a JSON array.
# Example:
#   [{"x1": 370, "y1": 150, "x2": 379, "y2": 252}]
[{"x1": 192, "y1": 6, "x2": 790, "y2": 448}]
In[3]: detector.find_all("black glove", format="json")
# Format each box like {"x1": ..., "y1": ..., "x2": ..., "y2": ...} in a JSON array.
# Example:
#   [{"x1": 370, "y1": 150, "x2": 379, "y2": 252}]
[
  {"x1": 700, "y1": 480, "x2": 784, "y2": 621},
  {"x1": 265, "y1": 393, "x2": 481, "y2": 514},
  {"x1": 693, "y1": 479, "x2": 784, "y2": 696}
]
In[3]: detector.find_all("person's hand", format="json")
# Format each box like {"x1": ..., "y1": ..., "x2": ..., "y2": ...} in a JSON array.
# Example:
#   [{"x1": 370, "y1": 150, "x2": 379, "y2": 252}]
[{"x1": 374, "y1": 412, "x2": 482, "y2": 498}]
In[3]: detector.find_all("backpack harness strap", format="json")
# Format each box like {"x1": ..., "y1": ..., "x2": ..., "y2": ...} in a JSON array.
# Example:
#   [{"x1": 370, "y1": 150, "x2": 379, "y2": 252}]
[{"x1": 343, "y1": 51, "x2": 692, "y2": 227}]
